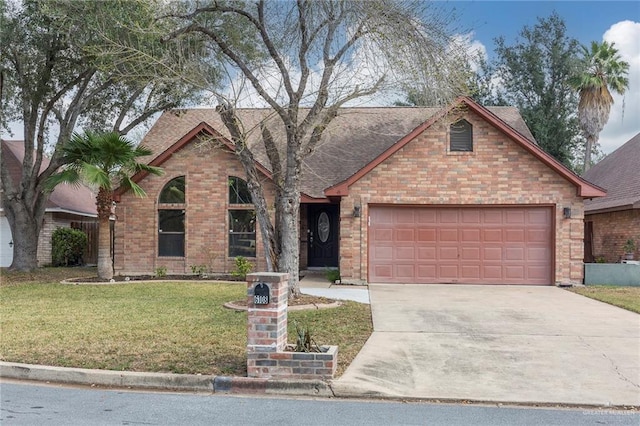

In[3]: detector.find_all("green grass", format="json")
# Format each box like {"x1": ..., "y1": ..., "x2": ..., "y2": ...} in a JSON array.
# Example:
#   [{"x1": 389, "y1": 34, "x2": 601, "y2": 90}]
[
  {"x1": 568, "y1": 286, "x2": 640, "y2": 314},
  {"x1": 0, "y1": 268, "x2": 372, "y2": 376}
]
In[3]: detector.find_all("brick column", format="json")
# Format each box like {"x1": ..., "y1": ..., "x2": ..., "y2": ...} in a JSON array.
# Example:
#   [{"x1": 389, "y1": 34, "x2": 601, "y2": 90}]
[{"x1": 246, "y1": 272, "x2": 288, "y2": 378}]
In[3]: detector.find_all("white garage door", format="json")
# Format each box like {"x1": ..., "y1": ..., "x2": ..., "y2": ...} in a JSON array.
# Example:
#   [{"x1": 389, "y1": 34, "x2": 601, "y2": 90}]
[{"x1": 0, "y1": 216, "x2": 14, "y2": 267}]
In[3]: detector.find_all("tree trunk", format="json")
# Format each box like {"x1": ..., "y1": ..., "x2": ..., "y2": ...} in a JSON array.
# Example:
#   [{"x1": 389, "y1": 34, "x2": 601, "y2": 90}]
[
  {"x1": 3, "y1": 199, "x2": 42, "y2": 271},
  {"x1": 277, "y1": 189, "x2": 301, "y2": 298},
  {"x1": 96, "y1": 216, "x2": 113, "y2": 280},
  {"x1": 583, "y1": 134, "x2": 595, "y2": 172},
  {"x1": 96, "y1": 187, "x2": 113, "y2": 280}
]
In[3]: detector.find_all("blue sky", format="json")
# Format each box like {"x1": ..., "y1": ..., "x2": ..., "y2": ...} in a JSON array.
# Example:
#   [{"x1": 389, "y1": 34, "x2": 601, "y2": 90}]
[
  {"x1": 447, "y1": 1, "x2": 640, "y2": 154},
  {"x1": 452, "y1": 1, "x2": 636, "y2": 54}
]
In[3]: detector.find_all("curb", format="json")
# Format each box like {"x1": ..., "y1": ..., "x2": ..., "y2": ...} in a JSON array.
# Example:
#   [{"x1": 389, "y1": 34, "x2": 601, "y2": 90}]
[{"x1": 0, "y1": 362, "x2": 334, "y2": 397}]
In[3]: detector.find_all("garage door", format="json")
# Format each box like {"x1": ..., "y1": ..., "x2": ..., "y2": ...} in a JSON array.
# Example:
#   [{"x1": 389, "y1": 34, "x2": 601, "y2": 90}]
[{"x1": 369, "y1": 206, "x2": 553, "y2": 285}]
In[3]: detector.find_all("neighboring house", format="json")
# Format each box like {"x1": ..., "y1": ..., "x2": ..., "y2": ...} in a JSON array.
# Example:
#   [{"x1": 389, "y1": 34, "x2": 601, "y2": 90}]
[
  {"x1": 113, "y1": 97, "x2": 604, "y2": 285},
  {"x1": 582, "y1": 133, "x2": 640, "y2": 263},
  {"x1": 0, "y1": 140, "x2": 98, "y2": 267}
]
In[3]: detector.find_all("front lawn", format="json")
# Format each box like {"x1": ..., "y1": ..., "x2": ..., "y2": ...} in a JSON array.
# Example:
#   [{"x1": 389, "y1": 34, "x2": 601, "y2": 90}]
[
  {"x1": 568, "y1": 286, "x2": 640, "y2": 314},
  {"x1": 0, "y1": 268, "x2": 372, "y2": 376}
]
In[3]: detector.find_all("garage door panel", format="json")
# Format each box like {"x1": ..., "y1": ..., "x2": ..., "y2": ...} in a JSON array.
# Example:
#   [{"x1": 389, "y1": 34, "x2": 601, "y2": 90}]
[
  {"x1": 505, "y1": 229, "x2": 525, "y2": 242},
  {"x1": 440, "y1": 229, "x2": 458, "y2": 242},
  {"x1": 396, "y1": 264, "x2": 415, "y2": 279},
  {"x1": 505, "y1": 265, "x2": 525, "y2": 279},
  {"x1": 528, "y1": 229, "x2": 549, "y2": 242},
  {"x1": 417, "y1": 246, "x2": 436, "y2": 260},
  {"x1": 483, "y1": 247, "x2": 503, "y2": 261},
  {"x1": 461, "y1": 229, "x2": 481, "y2": 242},
  {"x1": 373, "y1": 228, "x2": 393, "y2": 241},
  {"x1": 417, "y1": 229, "x2": 436, "y2": 242},
  {"x1": 461, "y1": 247, "x2": 480, "y2": 260},
  {"x1": 461, "y1": 265, "x2": 481, "y2": 280},
  {"x1": 505, "y1": 247, "x2": 524, "y2": 260},
  {"x1": 373, "y1": 265, "x2": 393, "y2": 280},
  {"x1": 396, "y1": 229, "x2": 415, "y2": 242},
  {"x1": 417, "y1": 265, "x2": 437, "y2": 280},
  {"x1": 373, "y1": 245, "x2": 393, "y2": 260},
  {"x1": 396, "y1": 246, "x2": 415, "y2": 261},
  {"x1": 439, "y1": 264, "x2": 459, "y2": 279},
  {"x1": 484, "y1": 229, "x2": 503, "y2": 242},
  {"x1": 369, "y1": 206, "x2": 553, "y2": 285},
  {"x1": 506, "y1": 210, "x2": 526, "y2": 224},
  {"x1": 461, "y1": 210, "x2": 481, "y2": 223},
  {"x1": 528, "y1": 247, "x2": 550, "y2": 261},
  {"x1": 439, "y1": 246, "x2": 458, "y2": 260}
]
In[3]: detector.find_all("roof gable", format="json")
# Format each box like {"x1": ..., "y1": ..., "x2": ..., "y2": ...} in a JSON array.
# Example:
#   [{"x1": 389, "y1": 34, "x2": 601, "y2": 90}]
[
  {"x1": 324, "y1": 97, "x2": 605, "y2": 198},
  {"x1": 583, "y1": 132, "x2": 640, "y2": 212}
]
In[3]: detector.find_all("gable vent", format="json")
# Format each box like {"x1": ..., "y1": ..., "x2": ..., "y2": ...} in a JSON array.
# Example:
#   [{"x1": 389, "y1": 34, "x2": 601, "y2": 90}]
[{"x1": 450, "y1": 120, "x2": 473, "y2": 152}]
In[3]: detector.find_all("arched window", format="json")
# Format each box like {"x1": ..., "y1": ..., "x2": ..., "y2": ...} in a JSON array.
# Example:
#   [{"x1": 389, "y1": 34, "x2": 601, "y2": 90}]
[
  {"x1": 158, "y1": 177, "x2": 185, "y2": 257},
  {"x1": 159, "y1": 176, "x2": 185, "y2": 203},
  {"x1": 228, "y1": 176, "x2": 255, "y2": 257},
  {"x1": 450, "y1": 119, "x2": 473, "y2": 152}
]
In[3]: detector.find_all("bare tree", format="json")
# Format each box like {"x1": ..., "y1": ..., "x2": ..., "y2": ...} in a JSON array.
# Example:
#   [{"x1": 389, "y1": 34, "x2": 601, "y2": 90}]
[
  {"x1": 167, "y1": 0, "x2": 470, "y2": 296},
  {"x1": 107, "y1": 0, "x2": 470, "y2": 296}
]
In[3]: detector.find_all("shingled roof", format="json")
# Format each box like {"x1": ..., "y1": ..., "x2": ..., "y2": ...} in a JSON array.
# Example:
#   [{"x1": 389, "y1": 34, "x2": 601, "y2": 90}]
[
  {"x1": 583, "y1": 133, "x2": 640, "y2": 213},
  {"x1": 1, "y1": 140, "x2": 97, "y2": 217},
  {"x1": 137, "y1": 102, "x2": 537, "y2": 199},
  {"x1": 129, "y1": 97, "x2": 603, "y2": 199}
]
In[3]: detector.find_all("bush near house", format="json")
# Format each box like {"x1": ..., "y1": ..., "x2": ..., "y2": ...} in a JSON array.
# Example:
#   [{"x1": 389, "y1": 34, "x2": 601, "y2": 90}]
[{"x1": 51, "y1": 227, "x2": 88, "y2": 266}]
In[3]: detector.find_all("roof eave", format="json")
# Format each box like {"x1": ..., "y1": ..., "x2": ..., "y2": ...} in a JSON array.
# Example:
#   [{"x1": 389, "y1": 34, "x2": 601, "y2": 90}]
[{"x1": 585, "y1": 204, "x2": 637, "y2": 215}]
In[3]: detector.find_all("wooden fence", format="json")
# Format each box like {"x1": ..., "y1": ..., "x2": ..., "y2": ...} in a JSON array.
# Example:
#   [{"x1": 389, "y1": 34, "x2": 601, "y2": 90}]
[{"x1": 71, "y1": 221, "x2": 98, "y2": 265}]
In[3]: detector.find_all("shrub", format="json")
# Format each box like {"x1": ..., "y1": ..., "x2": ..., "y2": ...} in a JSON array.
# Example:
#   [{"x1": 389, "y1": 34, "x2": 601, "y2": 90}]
[
  {"x1": 52, "y1": 227, "x2": 87, "y2": 266},
  {"x1": 232, "y1": 256, "x2": 253, "y2": 279},
  {"x1": 155, "y1": 266, "x2": 167, "y2": 278},
  {"x1": 325, "y1": 268, "x2": 340, "y2": 283}
]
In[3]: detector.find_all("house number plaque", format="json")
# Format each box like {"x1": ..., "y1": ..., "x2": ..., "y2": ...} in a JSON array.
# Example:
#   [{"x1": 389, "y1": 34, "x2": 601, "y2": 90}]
[{"x1": 253, "y1": 282, "x2": 270, "y2": 305}]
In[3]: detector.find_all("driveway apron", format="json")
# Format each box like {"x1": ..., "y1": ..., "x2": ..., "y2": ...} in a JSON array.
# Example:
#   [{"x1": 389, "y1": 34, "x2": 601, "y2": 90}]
[{"x1": 332, "y1": 284, "x2": 640, "y2": 406}]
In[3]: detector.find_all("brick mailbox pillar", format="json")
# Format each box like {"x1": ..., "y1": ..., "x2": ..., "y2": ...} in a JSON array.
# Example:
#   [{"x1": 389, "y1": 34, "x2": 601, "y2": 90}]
[
  {"x1": 246, "y1": 272, "x2": 289, "y2": 378},
  {"x1": 246, "y1": 272, "x2": 338, "y2": 380}
]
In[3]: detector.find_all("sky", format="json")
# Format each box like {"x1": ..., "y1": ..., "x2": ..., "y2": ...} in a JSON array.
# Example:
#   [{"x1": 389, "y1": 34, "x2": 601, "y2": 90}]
[
  {"x1": 447, "y1": 0, "x2": 640, "y2": 154},
  {"x1": 3, "y1": 1, "x2": 639, "y2": 156}
]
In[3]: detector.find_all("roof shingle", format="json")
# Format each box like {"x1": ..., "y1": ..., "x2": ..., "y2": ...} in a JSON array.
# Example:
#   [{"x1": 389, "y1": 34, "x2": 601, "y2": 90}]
[{"x1": 582, "y1": 133, "x2": 640, "y2": 213}]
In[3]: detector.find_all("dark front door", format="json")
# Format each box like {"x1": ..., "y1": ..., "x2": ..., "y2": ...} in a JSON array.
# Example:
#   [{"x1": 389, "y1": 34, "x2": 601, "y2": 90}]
[{"x1": 308, "y1": 204, "x2": 339, "y2": 268}]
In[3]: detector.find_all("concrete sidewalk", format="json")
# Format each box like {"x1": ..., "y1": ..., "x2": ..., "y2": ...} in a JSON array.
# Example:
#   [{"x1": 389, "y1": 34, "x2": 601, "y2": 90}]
[
  {"x1": 299, "y1": 271, "x2": 370, "y2": 304},
  {"x1": 332, "y1": 284, "x2": 640, "y2": 407}
]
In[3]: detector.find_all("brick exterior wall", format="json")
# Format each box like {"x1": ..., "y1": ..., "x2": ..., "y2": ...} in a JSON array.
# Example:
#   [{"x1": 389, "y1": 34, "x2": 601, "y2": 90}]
[
  {"x1": 339, "y1": 111, "x2": 585, "y2": 285},
  {"x1": 586, "y1": 209, "x2": 640, "y2": 262},
  {"x1": 114, "y1": 141, "x2": 276, "y2": 276}
]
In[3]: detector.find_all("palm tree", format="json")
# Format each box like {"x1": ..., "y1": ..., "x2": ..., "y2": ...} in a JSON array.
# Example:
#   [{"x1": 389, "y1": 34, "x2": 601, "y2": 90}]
[
  {"x1": 571, "y1": 41, "x2": 629, "y2": 172},
  {"x1": 49, "y1": 131, "x2": 163, "y2": 279}
]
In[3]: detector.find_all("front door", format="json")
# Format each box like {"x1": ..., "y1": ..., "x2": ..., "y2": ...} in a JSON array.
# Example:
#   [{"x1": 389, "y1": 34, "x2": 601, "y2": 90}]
[{"x1": 307, "y1": 204, "x2": 339, "y2": 268}]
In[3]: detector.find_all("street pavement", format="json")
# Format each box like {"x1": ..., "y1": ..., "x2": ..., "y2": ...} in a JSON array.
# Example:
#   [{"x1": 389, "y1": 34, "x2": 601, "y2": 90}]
[{"x1": 2, "y1": 380, "x2": 638, "y2": 426}]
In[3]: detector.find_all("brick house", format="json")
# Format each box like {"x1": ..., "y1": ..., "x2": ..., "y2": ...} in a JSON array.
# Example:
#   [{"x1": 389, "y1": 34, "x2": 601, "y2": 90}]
[
  {"x1": 1, "y1": 140, "x2": 98, "y2": 267},
  {"x1": 582, "y1": 133, "x2": 640, "y2": 263},
  {"x1": 113, "y1": 97, "x2": 604, "y2": 285}
]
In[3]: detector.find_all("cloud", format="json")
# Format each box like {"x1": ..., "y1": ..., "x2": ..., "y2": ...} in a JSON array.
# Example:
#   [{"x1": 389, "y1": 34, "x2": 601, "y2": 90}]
[{"x1": 598, "y1": 20, "x2": 640, "y2": 154}]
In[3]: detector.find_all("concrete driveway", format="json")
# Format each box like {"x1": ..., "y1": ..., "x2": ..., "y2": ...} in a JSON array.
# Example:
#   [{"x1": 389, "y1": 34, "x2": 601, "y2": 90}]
[{"x1": 332, "y1": 285, "x2": 640, "y2": 406}]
